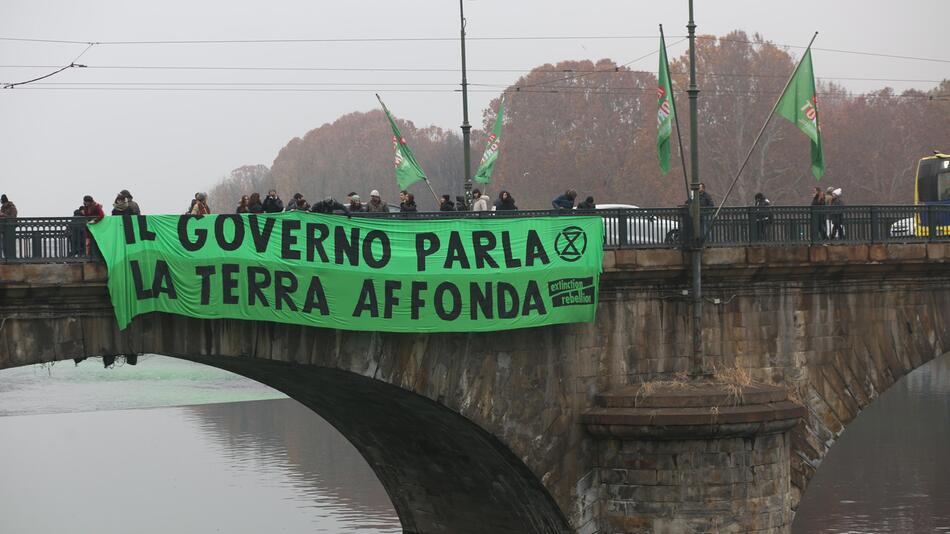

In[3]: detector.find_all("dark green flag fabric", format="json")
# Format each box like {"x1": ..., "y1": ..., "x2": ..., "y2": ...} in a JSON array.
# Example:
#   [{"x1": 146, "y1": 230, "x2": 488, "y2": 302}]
[
  {"x1": 775, "y1": 48, "x2": 824, "y2": 180},
  {"x1": 377, "y1": 95, "x2": 429, "y2": 190},
  {"x1": 656, "y1": 33, "x2": 676, "y2": 175},
  {"x1": 89, "y1": 213, "x2": 604, "y2": 332},
  {"x1": 474, "y1": 98, "x2": 505, "y2": 184}
]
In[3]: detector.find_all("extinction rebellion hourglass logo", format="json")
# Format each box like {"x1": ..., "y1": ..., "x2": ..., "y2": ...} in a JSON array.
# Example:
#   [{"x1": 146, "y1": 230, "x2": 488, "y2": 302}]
[
  {"x1": 554, "y1": 226, "x2": 587, "y2": 262},
  {"x1": 549, "y1": 226, "x2": 594, "y2": 307}
]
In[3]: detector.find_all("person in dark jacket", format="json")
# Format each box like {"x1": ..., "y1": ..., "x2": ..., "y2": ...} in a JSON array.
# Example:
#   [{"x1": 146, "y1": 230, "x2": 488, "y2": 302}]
[
  {"x1": 285, "y1": 192, "x2": 310, "y2": 211},
  {"x1": 365, "y1": 190, "x2": 389, "y2": 213},
  {"x1": 439, "y1": 194, "x2": 455, "y2": 211},
  {"x1": 752, "y1": 192, "x2": 772, "y2": 241},
  {"x1": 810, "y1": 186, "x2": 827, "y2": 240},
  {"x1": 310, "y1": 197, "x2": 347, "y2": 214},
  {"x1": 493, "y1": 191, "x2": 517, "y2": 211},
  {"x1": 247, "y1": 193, "x2": 265, "y2": 213},
  {"x1": 399, "y1": 191, "x2": 418, "y2": 212},
  {"x1": 552, "y1": 189, "x2": 577, "y2": 210},
  {"x1": 262, "y1": 189, "x2": 284, "y2": 213},
  {"x1": 347, "y1": 194, "x2": 365, "y2": 213},
  {"x1": 112, "y1": 194, "x2": 134, "y2": 216},
  {"x1": 0, "y1": 194, "x2": 16, "y2": 218},
  {"x1": 577, "y1": 196, "x2": 595, "y2": 210},
  {"x1": 120, "y1": 190, "x2": 141, "y2": 215},
  {"x1": 698, "y1": 183, "x2": 714, "y2": 207},
  {"x1": 0, "y1": 194, "x2": 16, "y2": 259}
]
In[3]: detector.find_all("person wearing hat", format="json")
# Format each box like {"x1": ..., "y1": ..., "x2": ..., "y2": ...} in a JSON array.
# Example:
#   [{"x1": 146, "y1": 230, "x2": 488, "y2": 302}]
[
  {"x1": 347, "y1": 194, "x2": 365, "y2": 213},
  {"x1": 828, "y1": 187, "x2": 845, "y2": 239},
  {"x1": 366, "y1": 190, "x2": 389, "y2": 212},
  {"x1": 120, "y1": 190, "x2": 141, "y2": 215}
]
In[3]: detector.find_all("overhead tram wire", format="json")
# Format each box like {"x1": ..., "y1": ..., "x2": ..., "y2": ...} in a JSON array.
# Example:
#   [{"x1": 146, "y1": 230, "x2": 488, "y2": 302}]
[
  {"x1": 2, "y1": 42, "x2": 96, "y2": 89},
  {"x1": 0, "y1": 65, "x2": 941, "y2": 85},
  {"x1": 0, "y1": 34, "x2": 667, "y2": 45},
  {"x1": 694, "y1": 36, "x2": 950, "y2": 64},
  {"x1": 4, "y1": 33, "x2": 947, "y2": 63},
  {"x1": 11, "y1": 85, "x2": 946, "y2": 100}
]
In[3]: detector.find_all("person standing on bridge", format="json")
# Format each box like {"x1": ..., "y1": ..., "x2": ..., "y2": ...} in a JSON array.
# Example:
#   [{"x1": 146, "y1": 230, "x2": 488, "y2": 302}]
[
  {"x1": 120, "y1": 190, "x2": 140, "y2": 215},
  {"x1": 493, "y1": 190, "x2": 518, "y2": 211},
  {"x1": 399, "y1": 190, "x2": 418, "y2": 212},
  {"x1": 366, "y1": 190, "x2": 389, "y2": 213},
  {"x1": 263, "y1": 189, "x2": 284, "y2": 213},
  {"x1": 285, "y1": 193, "x2": 310, "y2": 212},
  {"x1": 1, "y1": 194, "x2": 18, "y2": 218},
  {"x1": 551, "y1": 189, "x2": 577, "y2": 210},
  {"x1": 80, "y1": 195, "x2": 105, "y2": 256},
  {"x1": 828, "y1": 188, "x2": 845, "y2": 239},
  {"x1": 472, "y1": 189, "x2": 491, "y2": 211},
  {"x1": 0, "y1": 194, "x2": 17, "y2": 259},
  {"x1": 190, "y1": 193, "x2": 211, "y2": 216},
  {"x1": 810, "y1": 186, "x2": 828, "y2": 240}
]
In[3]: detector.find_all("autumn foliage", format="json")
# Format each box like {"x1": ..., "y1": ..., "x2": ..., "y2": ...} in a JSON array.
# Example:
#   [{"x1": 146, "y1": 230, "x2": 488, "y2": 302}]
[{"x1": 210, "y1": 31, "x2": 949, "y2": 211}]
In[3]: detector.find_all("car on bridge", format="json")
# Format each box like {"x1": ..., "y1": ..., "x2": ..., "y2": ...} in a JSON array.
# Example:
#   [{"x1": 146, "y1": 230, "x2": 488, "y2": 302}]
[{"x1": 585, "y1": 204, "x2": 681, "y2": 247}]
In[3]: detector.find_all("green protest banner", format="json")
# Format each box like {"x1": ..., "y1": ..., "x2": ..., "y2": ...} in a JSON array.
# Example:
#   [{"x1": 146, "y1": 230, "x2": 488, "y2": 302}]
[{"x1": 89, "y1": 212, "x2": 604, "y2": 333}]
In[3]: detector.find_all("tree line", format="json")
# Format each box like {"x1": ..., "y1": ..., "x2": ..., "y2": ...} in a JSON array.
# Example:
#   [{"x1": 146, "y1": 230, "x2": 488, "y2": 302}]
[{"x1": 209, "y1": 31, "x2": 949, "y2": 212}]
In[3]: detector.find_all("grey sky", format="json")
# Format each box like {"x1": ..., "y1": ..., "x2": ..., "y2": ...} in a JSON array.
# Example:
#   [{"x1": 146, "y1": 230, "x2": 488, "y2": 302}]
[{"x1": 1, "y1": 0, "x2": 944, "y2": 216}]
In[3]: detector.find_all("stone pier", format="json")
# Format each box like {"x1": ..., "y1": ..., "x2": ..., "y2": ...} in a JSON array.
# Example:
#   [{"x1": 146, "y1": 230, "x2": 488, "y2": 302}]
[{"x1": 584, "y1": 384, "x2": 806, "y2": 533}]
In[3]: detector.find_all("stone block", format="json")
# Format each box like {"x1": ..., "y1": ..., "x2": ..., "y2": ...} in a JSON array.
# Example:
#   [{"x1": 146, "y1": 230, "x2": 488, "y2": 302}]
[
  {"x1": 765, "y1": 246, "x2": 809, "y2": 264},
  {"x1": 82, "y1": 261, "x2": 109, "y2": 282},
  {"x1": 884, "y1": 244, "x2": 927, "y2": 261},
  {"x1": 869, "y1": 244, "x2": 887, "y2": 262},
  {"x1": 602, "y1": 250, "x2": 617, "y2": 271},
  {"x1": 635, "y1": 249, "x2": 684, "y2": 268},
  {"x1": 746, "y1": 246, "x2": 767, "y2": 264},
  {"x1": 927, "y1": 243, "x2": 950, "y2": 260},
  {"x1": 809, "y1": 246, "x2": 828, "y2": 263},
  {"x1": 826, "y1": 244, "x2": 868, "y2": 262},
  {"x1": 702, "y1": 247, "x2": 746, "y2": 266},
  {"x1": 614, "y1": 249, "x2": 637, "y2": 268}
]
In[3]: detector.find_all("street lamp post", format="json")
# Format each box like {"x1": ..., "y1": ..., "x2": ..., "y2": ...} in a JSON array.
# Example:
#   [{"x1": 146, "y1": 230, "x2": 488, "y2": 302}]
[
  {"x1": 459, "y1": 0, "x2": 473, "y2": 209},
  {"x1": 687, "y1": 0, "x2": 705, "y2": 376}
]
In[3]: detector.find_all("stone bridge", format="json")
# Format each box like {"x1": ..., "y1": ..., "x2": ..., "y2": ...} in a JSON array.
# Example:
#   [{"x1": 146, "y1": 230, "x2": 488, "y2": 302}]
[{"x1": 2, "y1": 242, "x2": 949, "y2": 533}]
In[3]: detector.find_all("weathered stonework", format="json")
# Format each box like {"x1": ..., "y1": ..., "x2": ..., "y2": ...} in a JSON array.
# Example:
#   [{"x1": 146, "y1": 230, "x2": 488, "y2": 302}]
[{"x1": 1, "y1": 243, "x2": 948, "y2": 533}]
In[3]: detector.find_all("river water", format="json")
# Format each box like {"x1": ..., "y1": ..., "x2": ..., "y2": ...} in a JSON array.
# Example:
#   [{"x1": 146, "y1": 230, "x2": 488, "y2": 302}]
[
  {"x1": 0, "y1": 355, "x2": 400, "y2": 534},
  {"x1": 793, "y1": 352, "x2": 950, "y2": 533},
  {"x1": 1, "y1": 353, "x2": 947, "y2": 533}
]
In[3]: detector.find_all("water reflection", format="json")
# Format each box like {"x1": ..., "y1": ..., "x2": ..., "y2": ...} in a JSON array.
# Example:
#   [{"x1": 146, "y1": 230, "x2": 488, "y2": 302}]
[
  {"x1": 793, "y1": 353, "x2": 950, "y2": 533},
  {"x1": 182, "y1": 399, "x2": 399, "y2": 529},
  {"x1": 0, "y1": 356, "x2": 400, "y2": 534}
]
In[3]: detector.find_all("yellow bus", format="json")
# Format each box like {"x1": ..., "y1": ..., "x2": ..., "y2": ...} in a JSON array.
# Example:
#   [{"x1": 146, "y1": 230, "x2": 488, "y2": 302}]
[{"x1": 914, "y1": 152, "x2": 950, "y2": 236}]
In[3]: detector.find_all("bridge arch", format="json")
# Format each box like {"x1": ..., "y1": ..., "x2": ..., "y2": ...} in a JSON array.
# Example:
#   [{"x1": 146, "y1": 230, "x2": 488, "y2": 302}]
[{"x1": 0, "y1": 310, "x2": 574, "y2": 534}]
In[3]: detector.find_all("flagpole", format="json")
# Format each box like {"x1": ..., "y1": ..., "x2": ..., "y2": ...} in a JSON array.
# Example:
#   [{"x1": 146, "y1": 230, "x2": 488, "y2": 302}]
[
  {"x1": 661, "y1": 24, "x2": 690, "y2": 200},
  {"x1": 707, "y1": 32, "x2": 819, "y2": 228}
]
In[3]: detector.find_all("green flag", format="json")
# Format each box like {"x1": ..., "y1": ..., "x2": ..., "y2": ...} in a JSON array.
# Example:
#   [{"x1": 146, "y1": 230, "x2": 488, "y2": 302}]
[
  {"x1": 377, "y1": 95, "x2": 428, "y2": 190},
  {"x1": 775, "y1": 49, "x2": 824, "y2": 180},
  {"x1": 656, "y1": 33, "x2": 675, "y2": 175},
  {"x1": 474, "y1": 97, "x2": 505, "y2": 184}
]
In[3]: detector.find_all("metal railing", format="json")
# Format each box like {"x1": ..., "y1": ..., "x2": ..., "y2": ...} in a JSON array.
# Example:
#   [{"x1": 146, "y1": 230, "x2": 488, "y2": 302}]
[{"x1": 1, "y1": 205, "x2": 948, "y2": 263}]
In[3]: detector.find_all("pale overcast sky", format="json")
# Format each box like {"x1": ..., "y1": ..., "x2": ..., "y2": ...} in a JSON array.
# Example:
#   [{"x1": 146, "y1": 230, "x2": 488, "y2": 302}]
[{"x1": 1, "y1": 0, "x2": 945, "y2": 216}]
